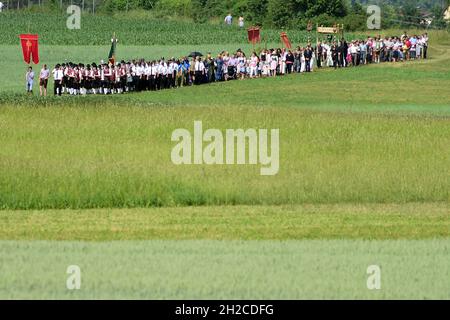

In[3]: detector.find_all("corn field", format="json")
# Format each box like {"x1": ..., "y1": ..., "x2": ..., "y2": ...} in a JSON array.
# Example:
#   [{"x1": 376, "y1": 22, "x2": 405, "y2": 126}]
[
  {"x1": 0, "y1": 0, "x2": 103, "y2": 12},
  {"x1": 0, "y1": 11, "x2": 347, "y2": 45}
]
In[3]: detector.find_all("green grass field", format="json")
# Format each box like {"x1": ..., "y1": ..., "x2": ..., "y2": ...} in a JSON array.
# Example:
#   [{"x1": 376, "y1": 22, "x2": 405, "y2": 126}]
[
  {"x1": 0, "y1": 11, "x2": 449, "y2": 299},
  {"x1": 1, "y1": 204, "x2": 449, "y2": 240},
  {"x1": 1, "y1": 240, "x2": 450, "y2": 299}
]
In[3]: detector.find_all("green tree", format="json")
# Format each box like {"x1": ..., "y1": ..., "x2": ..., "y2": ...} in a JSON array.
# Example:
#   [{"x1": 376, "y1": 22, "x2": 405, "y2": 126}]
[
  {"x1": 266, "y1": 0, "x2": 294, "y2": 28},
  {"x1": 292, "y1": 0, "x2": 347, "y2": 18},
  {"x1": 245, "y1": 0, "x2": 268, "y2": 26}
]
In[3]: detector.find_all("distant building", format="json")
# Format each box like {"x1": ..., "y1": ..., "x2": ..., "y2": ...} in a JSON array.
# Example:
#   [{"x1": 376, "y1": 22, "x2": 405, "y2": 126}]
[
  {"x1": 444, "y1": 5, "x2": 450, "y2": 21},
  {"x1": 418, "y1": 8, "x2": 433, "y2": 26}
]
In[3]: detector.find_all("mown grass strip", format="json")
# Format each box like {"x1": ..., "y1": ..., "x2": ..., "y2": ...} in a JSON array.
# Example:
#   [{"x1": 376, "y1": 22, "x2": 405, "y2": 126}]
[{"x1": 1, "y1": 203, "x2": 449, "y2": 240}]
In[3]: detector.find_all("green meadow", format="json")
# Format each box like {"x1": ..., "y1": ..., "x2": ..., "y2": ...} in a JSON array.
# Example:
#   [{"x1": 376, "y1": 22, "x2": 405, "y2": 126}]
[
  {"x1": 0, "y1": 11, "x2": 449, "y2": 299},
  {"x1": 1, "y1": 240, "x2": 450, "y2": 299},
  {"x1": 0, "y1": 104, "x2": 449, "y2": 209},
  {"x1": 1, "y1": 40, "x2": 450, "y2": 209}
]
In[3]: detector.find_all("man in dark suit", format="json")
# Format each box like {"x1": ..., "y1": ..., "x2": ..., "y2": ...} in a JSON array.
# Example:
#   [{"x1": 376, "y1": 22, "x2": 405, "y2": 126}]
[
  {"x1": 331, "y1": 42, "x2": 339, "y2": 69},
  {"x1": 304, "y1": 45, "x2": 313, "y2": 72},
  {"x1": 339, "y1": 38, "x2": 348, "y2": 67},
  {"x1": 316, "y1": 41, "x2": 323, "y2": 69}
]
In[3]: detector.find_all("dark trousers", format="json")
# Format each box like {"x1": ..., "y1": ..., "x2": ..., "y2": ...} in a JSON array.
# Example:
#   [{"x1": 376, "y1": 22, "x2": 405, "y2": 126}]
[
  {"x1": 286, "y1": 64, "x2": 293, "y2": 74},
  {"x1": 172, "y1": 72, "x2": 177, "y2": 86},
  {"x1": 305, "y1": 59, "x2": 311, "y2": 72},
  {"x1": 132, "y1": 76, "x2": 139, "y2": 91},
  {"x1": 194, "y1": 71, "x2": 202, "y2": 85},
  {"x1": 149, "y1": 76, "x2": 156, "y2": 91},
  {"x1": 157, "y1": 75, "x2": 166, "y2": 90},
  {"x1": 54, "y1": 80, "x2": 62, "y2": 96}
]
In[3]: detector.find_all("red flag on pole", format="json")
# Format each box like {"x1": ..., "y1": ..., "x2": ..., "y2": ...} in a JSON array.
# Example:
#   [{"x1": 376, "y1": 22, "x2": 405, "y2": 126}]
[
  {"x1": 280, "y1": 32, "x2": 292, "y2": 50},
  {"x1": 247, "y1": 27, "x2": 261, "y2": 44},
  {"x1": 20, "y1": 34, "x2": 39, "y2": 64}
]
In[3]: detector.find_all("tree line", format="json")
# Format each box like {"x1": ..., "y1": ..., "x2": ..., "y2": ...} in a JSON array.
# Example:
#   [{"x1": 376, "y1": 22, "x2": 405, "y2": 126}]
[{"x1": 43, "y1": 0, "x2": 449, "y2": 30}]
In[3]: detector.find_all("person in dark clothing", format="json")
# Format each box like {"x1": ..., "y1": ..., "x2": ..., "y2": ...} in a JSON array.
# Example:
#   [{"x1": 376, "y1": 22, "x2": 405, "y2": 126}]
[
  {"x1": 316, "y1": 42, "x2": 323, "y2": 68},
  {"x1": 293, "y1": 47, "x2": 301, "y2": 73},
  {"x1": 286, "y1": 50, "x2": 295, "y2": 74},
  {"x1": 303, "y1": 45, "x2": 313, "y2": 72},
  {"x1": 205, "y1": 53, "x2": 215, "y2": 83},
  {"x1": 340, "y1": 39, "x2": 348, "y2": 67},
  {"x1": 331, "y1": 42, "x2": 339, "y2": 69}
]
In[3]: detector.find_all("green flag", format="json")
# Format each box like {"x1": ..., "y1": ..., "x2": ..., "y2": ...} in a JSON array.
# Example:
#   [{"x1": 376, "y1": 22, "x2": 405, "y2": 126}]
[{"x1": 108, "y1": 34, "x2": 117, "y2": 64}]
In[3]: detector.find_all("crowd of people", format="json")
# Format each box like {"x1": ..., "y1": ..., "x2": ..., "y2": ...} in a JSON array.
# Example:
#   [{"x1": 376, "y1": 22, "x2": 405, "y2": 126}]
[{"x1": 29, "y1": 32, "x2": 429, "y2": 96}]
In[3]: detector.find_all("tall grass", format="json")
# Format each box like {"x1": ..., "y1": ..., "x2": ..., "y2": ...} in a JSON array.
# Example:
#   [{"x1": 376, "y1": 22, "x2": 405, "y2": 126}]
[
  {"x1": 0, "y1": 104, "x2": 449, "y2": 209},
  {"x1": 1, "y1": 31, "x2": 449, "y2": 210}
]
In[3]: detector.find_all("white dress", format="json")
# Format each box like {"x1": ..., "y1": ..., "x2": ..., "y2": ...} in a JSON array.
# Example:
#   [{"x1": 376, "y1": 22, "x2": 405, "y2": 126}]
[{"x1": 300, "y1": 54, "x2": 306, "y2": 73}]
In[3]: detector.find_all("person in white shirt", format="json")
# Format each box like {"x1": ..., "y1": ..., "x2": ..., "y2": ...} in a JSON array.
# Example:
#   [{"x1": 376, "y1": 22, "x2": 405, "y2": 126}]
[
  {"x1": 249, "y1": 52, "x2": 258, "y2": 78},
  {"x1": 135, "y1": 62, "x2": 145, "y2": 91},
  {"x1": 171, "y1": 60, "x2": 178, "y2": 88},
  {"x1": 26, "y1": 66, "x2": 34, "y2": 94},
  {"x1": 224, "y1": 13, "x2": 232, "y2": 26},
  {"x1": 52, "y1": 64, "x2": 63, "y2": 96},
  {"x1": 144, "y1": 62, "x2": 152, "y2": 90},
  {"x1": 238, "y1": 16, "x2": 244, "y2": 28},
  {"x1": 39, "y1": 64, "x2": 50, "y2": 96},
  {"x1": 194, "y1": 56, "x2": 205, "y2": 85},
  {"x1": 0, "y1": 2, "x2": 4, "y2": 13},
  {"x1": 167, "y1": 60, "x2": 174, "y2": 88},
  {"x1": 149, "y1": 61, "x2": 158, "y2": 91},
  {"x1": 158, "y1": 60, "x2": 167, "y2": 90},
  {"x1": 280, "y1": 49, "x2": 287, "y2": 75}
]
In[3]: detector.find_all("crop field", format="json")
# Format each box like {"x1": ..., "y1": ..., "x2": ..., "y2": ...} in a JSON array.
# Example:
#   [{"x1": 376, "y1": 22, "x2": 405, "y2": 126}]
[
  {"x1": 0, "y1": 11, "x2": 325, "y2": 45},
  {"x1": 0, "y1": 11, "x2": 449, "y2": 299}
]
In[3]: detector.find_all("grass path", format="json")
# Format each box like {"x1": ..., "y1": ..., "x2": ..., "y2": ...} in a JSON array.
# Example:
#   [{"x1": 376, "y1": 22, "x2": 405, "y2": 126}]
[{"x1": 1, "y1": 203, "x2": 449, "y2": 240}]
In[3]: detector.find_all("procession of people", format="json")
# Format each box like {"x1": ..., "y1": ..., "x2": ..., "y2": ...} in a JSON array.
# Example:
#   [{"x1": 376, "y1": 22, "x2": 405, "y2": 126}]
[{"x1": 31, "y1": 32, "x2": 428, "y2": 96}]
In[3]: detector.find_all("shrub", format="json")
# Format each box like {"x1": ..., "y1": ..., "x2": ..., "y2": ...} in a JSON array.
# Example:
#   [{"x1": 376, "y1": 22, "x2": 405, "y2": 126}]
[{"x1": 155, "y1": 0, "x2": 192, "y2": 17}]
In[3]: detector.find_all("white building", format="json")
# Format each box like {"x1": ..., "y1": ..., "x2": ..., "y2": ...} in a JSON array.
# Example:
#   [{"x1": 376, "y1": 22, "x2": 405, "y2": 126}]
[{"x1": 444, "y1": 5, "x2": 450, "y2": 21}]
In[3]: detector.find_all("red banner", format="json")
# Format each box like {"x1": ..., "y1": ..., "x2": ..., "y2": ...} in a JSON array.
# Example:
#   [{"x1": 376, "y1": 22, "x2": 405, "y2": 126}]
[
  {"x1": 247, "y1": 27, "x2": 261, "y2": 44},
  {"x1": 20, "y1": 34, "x2": 39, "y2": 64},
  {"x1": 280, "y1": 32, "x2": 292, "y2": 50}
]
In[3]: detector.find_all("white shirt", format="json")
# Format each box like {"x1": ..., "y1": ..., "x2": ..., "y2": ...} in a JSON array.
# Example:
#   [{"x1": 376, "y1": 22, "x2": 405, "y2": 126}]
[
  {"x1": 195, "y1": 61, "x2": 205, "y2": 72},
  {"x1": 136, "y1": 65, "x2": 144, "y2": 76},
  {"x1": 145, "y1": 65, "x2": 151, "y2": 76},
  {"x1": 151, "y1": 65, "x2": 158, "y2": 76},
  {"x1": 167, "y1": 63, "x2": 174, "y2": 74},
  {"x1": 53, "y1": 69, "x2": 63, "y2": 81},
  {"x1": 158, "y1": 63, "x2": 167, "y2": 75}
]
